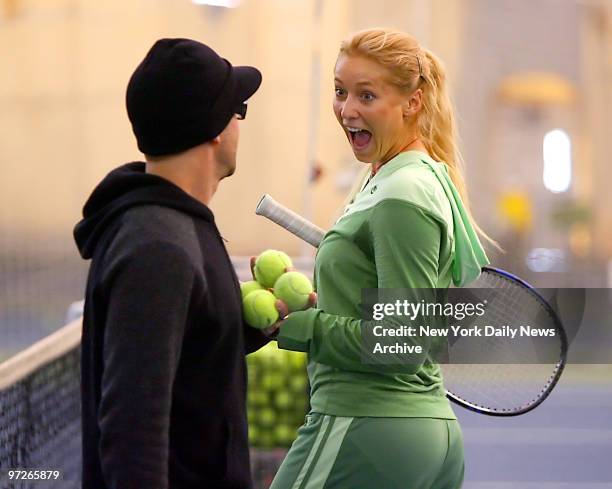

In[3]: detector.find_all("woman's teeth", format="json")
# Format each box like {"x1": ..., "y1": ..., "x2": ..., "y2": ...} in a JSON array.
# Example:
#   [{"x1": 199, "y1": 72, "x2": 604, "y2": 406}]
[{"x1": 347, "y1": 128, "x2": 372, "y2": 149}]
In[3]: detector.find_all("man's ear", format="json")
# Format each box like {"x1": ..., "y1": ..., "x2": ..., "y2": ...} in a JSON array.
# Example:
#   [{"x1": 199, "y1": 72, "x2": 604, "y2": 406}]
[
  {"x1": 403, "y1": 88, "x2": 423, "y2": 118},
  {"x1": 209, "y1": 134, "x2": 222, "y2": 146}
]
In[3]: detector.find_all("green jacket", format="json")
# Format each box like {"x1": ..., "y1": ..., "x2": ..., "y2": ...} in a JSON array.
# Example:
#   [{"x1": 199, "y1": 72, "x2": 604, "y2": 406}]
[{"x1": 278, "y1": 151, "x2": 489, "y2": 417}]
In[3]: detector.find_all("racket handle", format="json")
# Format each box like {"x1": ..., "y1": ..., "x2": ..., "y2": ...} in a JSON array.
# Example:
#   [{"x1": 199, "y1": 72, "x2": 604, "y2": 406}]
[{"x1": 255, "y1": 194, "x2": 325, "y2": 248}]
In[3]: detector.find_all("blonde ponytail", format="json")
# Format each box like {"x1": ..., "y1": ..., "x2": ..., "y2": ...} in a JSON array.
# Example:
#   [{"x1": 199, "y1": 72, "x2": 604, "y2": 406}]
[{"x1": 420, "y1": 49, "x2": 499, "y2": 248}]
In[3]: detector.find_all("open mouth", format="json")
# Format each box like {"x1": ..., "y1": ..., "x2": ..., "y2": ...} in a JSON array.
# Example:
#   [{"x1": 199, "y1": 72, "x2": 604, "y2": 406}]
[{"x1": 346, "y1": 127, "x2": 372, "y2": 152}]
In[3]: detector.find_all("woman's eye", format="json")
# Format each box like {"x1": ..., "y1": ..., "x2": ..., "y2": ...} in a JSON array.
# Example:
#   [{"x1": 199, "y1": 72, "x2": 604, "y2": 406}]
[
  {"x1": 335, "y1": 87, "x2": 346, "y2": 97},
  {"x1": 361, "y1": 92, "x2": 375, "y2": 101}
]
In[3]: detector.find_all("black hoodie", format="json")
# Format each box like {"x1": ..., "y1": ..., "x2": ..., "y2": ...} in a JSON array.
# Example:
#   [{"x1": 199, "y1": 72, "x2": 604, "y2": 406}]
[{"x1": 74, "y1": 162, "x2": 269, "y2": 489}]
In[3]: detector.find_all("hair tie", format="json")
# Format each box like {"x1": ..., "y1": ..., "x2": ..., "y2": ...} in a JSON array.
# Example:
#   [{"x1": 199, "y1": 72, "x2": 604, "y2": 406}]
[{"x1": 416, "y1": 53, "x2": 425, "y2": 80}]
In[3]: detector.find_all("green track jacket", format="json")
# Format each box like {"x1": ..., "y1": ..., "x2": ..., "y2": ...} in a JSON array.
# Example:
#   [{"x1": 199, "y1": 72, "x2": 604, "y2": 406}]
[{"x1": 278, "y1": 150, "x2": 489, "y2": 418}]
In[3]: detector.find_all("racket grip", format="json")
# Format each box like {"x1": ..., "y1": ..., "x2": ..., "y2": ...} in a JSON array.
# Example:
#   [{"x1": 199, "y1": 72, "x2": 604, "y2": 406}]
[{"x1": 255, "y1": 194, "x2": 325, "y2": 248}]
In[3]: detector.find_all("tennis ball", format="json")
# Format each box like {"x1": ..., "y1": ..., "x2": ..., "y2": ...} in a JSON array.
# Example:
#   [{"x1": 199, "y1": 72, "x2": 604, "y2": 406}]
[
  {"x1": 288, "y1": 352, "x2": 307, "y2": 372},
  {"x1": 261, "y1": 372, "x2": 285, "y2": 391},
  {"x1": 258, "y1": 408, "x2": 276, "y2": 428},
  {"x1": 273, "y1": 425, "x2": 296, "y2": 446},
  {"x1": 248, "y1": 425, "x2": 259, "y2": 445},
  {"x1": 289, "y1": 375, "x2": 308, "y2": 393},
  {"x1": 243, "y1": 290, "x2": 279, "y2": 329},
  {"x1": 274, "y1": 391, "x2": 293, "y2": 410},
  {"x1": 273, "y1": 271, "x2": 314, "y2": 311},
  {"x1": 247, "y1": 389, "x2": 268, "y2": 407},
  {"x1": 254, "y1": 249, "x2": 293, "y2": 288},
  {"x1": 240, "y1": 280, "x2": 263, "y2": 300},
  {"x1": 247, "y1": 409, "x2": 256, "y2": 425}
]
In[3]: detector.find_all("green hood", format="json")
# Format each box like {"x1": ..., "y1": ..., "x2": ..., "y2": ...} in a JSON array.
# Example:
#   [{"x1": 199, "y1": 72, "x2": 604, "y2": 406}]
[{"x1": 419, "y1": 154, "x2": 489, "y2": 286}]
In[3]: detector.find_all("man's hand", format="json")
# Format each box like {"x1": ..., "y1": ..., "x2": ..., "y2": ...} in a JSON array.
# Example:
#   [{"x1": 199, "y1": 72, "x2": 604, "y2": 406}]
[{"x1": 249, "y1": 255, "x2": 298, "y2": 277}]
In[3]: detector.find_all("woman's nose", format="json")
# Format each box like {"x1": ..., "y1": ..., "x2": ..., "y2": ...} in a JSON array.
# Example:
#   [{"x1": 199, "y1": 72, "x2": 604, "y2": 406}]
[{"x1": 340, "y1": 95, "x2": 359, "y2": 120}]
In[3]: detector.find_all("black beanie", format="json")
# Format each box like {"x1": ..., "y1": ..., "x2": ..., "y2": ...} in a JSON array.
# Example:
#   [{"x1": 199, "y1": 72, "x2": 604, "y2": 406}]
[{"x1": 126, "y1": 38, "x2": 262, "y2": 156}]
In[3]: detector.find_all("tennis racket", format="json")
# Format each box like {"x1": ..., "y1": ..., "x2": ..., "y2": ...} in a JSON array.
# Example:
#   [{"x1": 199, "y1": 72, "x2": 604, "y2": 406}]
[{"x1": 255, "y1": 194, "x2": 568, "y2": 416}]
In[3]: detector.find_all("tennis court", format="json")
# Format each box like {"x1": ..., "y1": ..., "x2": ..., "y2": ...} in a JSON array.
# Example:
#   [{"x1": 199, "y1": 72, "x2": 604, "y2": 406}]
[{"x1": 460, "y1": 366, "x2": 612, "y2": 488}]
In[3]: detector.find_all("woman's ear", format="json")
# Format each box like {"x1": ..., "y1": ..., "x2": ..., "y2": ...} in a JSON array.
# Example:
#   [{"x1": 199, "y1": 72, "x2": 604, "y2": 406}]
[{"x1": 403, "y1": 88, "x2": 423, "y2": 118}]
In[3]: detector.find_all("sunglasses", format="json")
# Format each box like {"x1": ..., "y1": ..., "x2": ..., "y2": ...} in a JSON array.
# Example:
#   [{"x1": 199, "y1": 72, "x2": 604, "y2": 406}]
[{"x1": 235, "y1": 101, "x2": 248, "y2": 120}]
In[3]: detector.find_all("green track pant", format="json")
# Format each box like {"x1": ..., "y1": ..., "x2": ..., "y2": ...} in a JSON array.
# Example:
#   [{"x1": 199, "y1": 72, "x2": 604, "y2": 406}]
[{"x1": 269, "y1": 413, "x2": 464, "y2": 489}]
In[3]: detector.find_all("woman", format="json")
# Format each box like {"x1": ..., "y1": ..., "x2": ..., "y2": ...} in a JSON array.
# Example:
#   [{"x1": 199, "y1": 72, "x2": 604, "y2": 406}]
[{"x1": 270, "y1": 28, "x2": 491, "y2": 489}]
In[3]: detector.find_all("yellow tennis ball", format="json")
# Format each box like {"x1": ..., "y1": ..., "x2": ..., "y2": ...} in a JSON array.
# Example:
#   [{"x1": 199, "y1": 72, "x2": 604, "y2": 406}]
[
  {"x1": 273, "y1": 271, "x2": 313, "y2": 312},
  {"x1": 243, "y1": 290, "x2": 279, "y2": 329},
  {"x1": 240, "y1": 280, "x2": 263, "y2": 300},
  {"x1": 254, "y1": 250, "x2": 293, "y2": 288}
]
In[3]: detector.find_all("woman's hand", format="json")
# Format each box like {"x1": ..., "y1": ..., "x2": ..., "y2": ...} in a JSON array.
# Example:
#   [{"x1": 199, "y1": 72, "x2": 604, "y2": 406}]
[
  {"x1": 261, "y1": 299, "x2": 289, "y2": 338},
  {"x1": 249, "y1": 256, "x2": 317, "y2": 338}
]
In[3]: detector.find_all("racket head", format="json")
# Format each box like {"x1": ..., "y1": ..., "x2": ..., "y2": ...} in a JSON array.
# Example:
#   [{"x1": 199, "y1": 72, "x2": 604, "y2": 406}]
[{"x1": 443, "y1": 266, "x2": 568, "y2": 416}]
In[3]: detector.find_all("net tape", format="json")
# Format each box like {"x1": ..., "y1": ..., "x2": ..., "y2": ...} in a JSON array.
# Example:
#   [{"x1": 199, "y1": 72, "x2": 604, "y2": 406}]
[{"x1": 0, "y1": 321, "x2": 82, "y2": 489}]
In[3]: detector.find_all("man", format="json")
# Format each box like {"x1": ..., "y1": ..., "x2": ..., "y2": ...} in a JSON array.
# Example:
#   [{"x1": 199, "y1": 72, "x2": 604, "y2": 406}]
[{"x1": 74, "y1": 38, "x2": 272, "y2": 489}]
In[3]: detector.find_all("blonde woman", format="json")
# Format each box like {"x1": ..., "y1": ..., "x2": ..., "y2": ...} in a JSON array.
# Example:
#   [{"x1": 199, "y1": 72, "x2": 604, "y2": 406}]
[{"x1": 270, "y1": 28, "x2": 490, "y2": 489}]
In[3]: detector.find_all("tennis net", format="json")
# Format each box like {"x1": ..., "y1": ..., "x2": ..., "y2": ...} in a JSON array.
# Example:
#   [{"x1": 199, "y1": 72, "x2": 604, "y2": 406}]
[
  {"x1": 0, "y1": 317, "x2": 289, "y2": 489},
  {"x1": 0, "y1": 319, "x2": 82, "y2": 489}
]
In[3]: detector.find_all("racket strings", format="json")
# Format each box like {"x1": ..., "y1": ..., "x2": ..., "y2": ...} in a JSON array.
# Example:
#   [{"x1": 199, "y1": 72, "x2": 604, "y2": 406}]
[{"x1": 443, "y1": 270, "x2": 565, "y2": 414}]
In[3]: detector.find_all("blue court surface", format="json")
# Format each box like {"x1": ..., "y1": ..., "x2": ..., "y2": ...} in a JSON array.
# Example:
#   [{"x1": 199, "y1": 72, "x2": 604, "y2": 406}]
[{"x1": 458, "y1": 366, "x2": 612, "y2": 488}]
